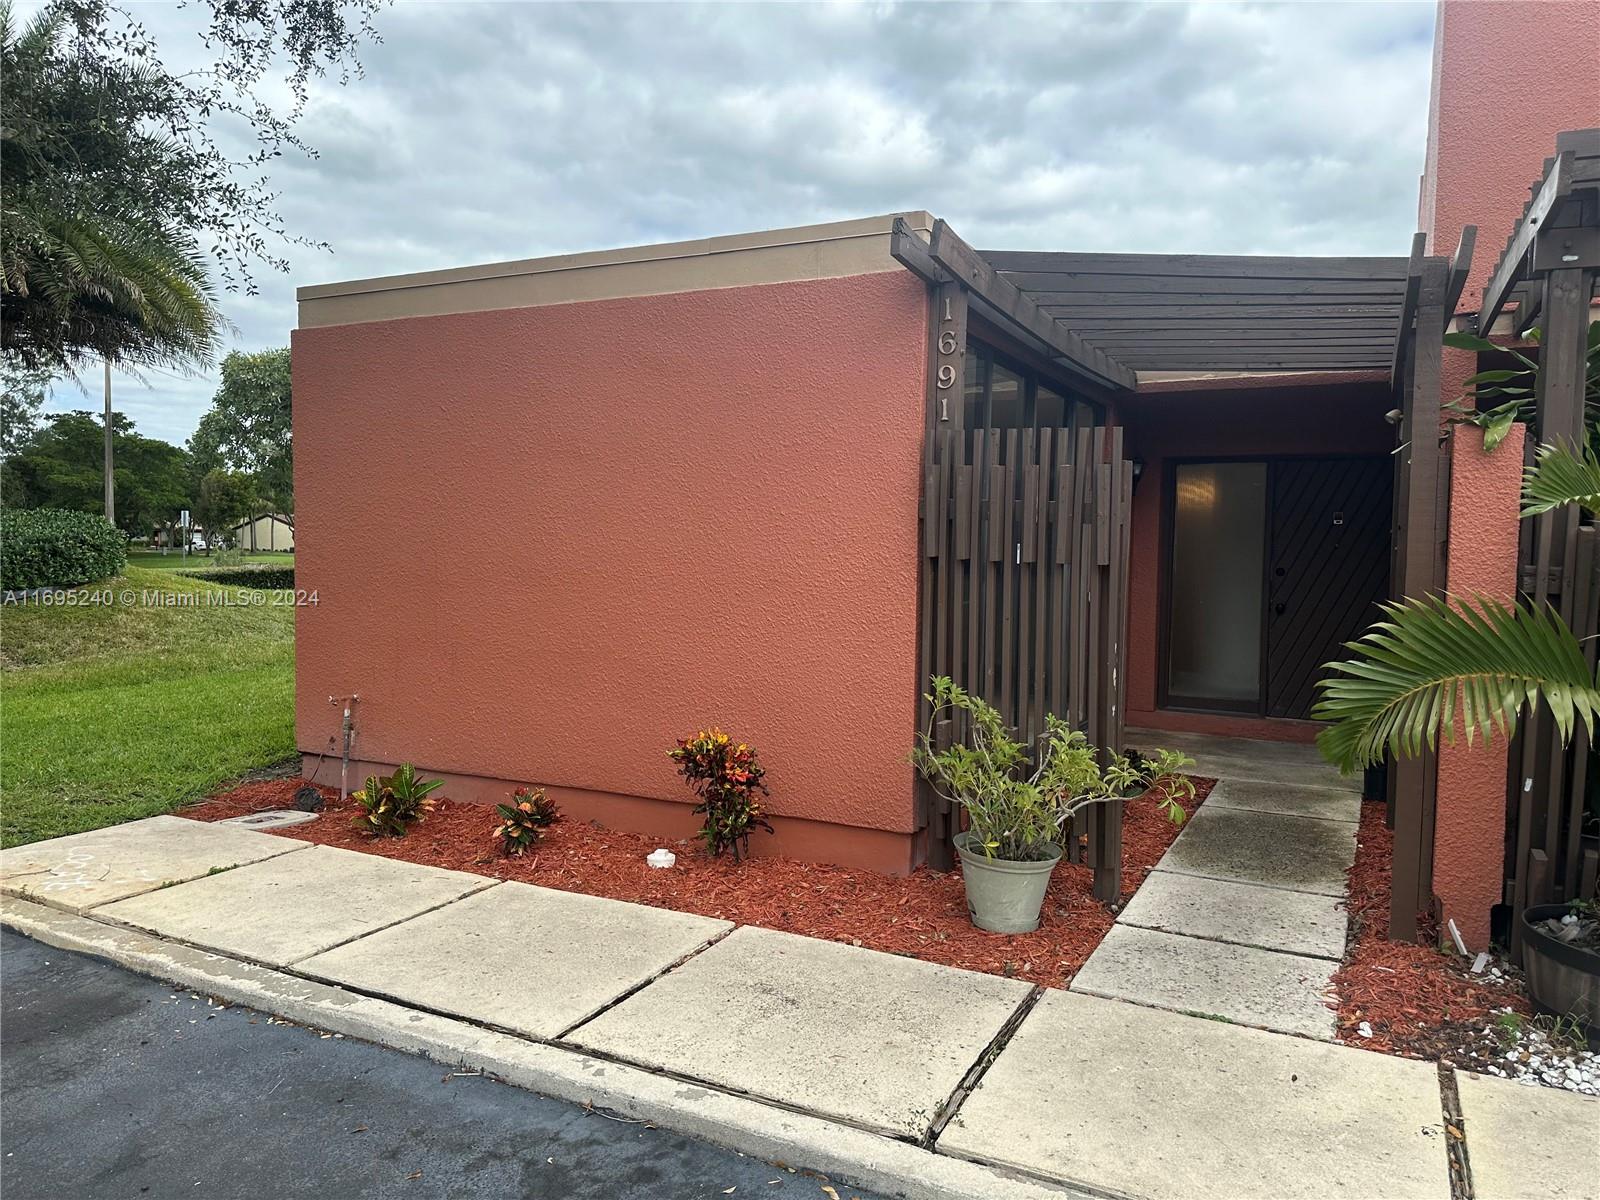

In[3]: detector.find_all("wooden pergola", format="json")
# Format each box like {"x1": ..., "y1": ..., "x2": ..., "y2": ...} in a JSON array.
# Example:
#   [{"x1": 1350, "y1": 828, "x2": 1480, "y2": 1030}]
[{"x1": 979, "y1": 250, "x2": 1412, "y2": 374}]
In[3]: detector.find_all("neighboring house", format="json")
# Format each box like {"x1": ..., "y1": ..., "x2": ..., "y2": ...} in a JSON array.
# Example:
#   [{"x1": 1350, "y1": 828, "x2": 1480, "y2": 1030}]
[
  {"x1": 232, "y1": 513, "x2": 294, "y2": 553},
  {"x1": 292, "y1": 3, "x2": 1597, "y2": 942}
]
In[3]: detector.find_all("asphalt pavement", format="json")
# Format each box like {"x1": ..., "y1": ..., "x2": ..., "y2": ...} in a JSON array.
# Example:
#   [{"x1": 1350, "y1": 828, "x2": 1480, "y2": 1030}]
[{"x1": 0, "y1": 930, "x2": 882, "y2": 1200}]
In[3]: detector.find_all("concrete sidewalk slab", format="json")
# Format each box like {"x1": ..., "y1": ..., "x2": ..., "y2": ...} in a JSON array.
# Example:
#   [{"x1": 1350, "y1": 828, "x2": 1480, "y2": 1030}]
[
  {"x1": 0, "y1": 817, "x2": 306, "y2": 913},
  {"x1": 940, "y1": 990, "x2": 1450, "y2": 1200},
  {"x1": 1157, "y1": 805, "x2": 1356, "y2": 896},
  {"x1": 567, "y1": 925, "x2": 1033, "y2": 1139},
  {"x1": 1117, "y1": 871, "x2": 1348, "y2": 960},
  {"x1": 1127, "y1": 727, "x2": 1355, "y2": 791},
  {"x1": 95, "y1": 845, "x2": 492, "y2": 964},
  {"x1": 1456, "y1": 1071, "x2": 1600, "y2": 1200},
  {"x1": 1205, "y1": 778, "x2": 1362, "y2": 824},
  {"x1": 1072, "y1": 924, "x2": 1339, "y2": 1038},
  {"x1": 298, "y1": 882, "x2": 732, "y2": 1038},
  {"x1": 2, "y1": 897, "x2": 1085, "y2": 1200}
]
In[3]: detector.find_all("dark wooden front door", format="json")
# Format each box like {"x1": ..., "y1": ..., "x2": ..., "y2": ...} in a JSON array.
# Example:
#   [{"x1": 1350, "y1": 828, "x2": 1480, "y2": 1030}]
[{"x1": 1265, "y1": 457, "x2": 1392, "y2": 719}]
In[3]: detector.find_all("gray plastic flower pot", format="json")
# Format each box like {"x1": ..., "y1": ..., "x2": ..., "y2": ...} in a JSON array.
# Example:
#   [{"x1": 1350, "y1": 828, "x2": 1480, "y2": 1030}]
[{"x1": 954, "y1": 831, "x2": 1062, "y2": 934}]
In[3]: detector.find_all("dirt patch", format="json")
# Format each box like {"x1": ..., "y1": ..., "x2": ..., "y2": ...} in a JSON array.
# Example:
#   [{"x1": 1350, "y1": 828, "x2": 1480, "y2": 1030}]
[
  {"x1": 187, "y1": 776, "x2": 1212, "y2": 990},
  {"x1": 1333, "y1": 798, "x2": 1531, "y2": 1061}
]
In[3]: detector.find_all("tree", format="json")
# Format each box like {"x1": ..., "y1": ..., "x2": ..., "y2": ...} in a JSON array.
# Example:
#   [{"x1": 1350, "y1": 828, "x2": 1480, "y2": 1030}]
[
  {"x1": 195, "y1": 468, "x2": 258, "y2": 552},
  {"x1": 1, "y1": 2, "x2": 223, "y2": 374},
  {"x1": 1314, "y1": 322, "x2": 1600, "y2": 771},
  {"x1": 188, "y1": 349, "x2": 293, "y2": 516},
  {"x1": 1, "y1": 0, "x2": 386, "y2": 372},
  {"x1": 0, "y1": 410, "x2": 192, "y2": 534},
  {"x1": 1, "y1": 361, "x2": 51, "y2": 458}
]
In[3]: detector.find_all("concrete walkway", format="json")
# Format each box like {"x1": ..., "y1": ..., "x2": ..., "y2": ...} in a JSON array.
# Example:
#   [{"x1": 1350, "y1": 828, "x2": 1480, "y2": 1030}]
[
  {"x1": 1074, "y1": 729, "x2": 1362, "y2": 1039},
  {"x1": 5, "y1": 816, "x2": 1598, "y2": 1200}
]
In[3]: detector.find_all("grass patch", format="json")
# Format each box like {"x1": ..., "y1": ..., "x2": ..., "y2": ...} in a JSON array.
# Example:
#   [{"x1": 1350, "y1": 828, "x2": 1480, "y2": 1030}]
[
  {"x1": 127, "y1": 550, "x2": 293, "y2": 572},
  {"x1": 1, "y1": 566, "x2": 295, "y2": 847}
]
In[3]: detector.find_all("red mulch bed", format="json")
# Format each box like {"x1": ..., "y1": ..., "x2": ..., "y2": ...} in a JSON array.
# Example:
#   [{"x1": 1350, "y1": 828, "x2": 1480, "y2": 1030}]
[
  {"x1": 186, "y1": 777, "x2": 1213, "y2": 991},
  {"x1": 1333, "y1": 798, "x2": 1530, "y2": 1059}
]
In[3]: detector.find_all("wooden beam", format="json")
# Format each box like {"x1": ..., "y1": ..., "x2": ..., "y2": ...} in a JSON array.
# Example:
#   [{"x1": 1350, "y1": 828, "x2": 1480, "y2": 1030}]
[
  {"x1": 1441, "y1": 226, "x2": 1477, "y2": 323},
  {"x1": 1037, "y1": 303, "x2": 1403, "y2": 321},
  {"x1": 1080, "y1": 329, "x2": 1396, "y2": 344},
  {"x1": 925, "y1": 220, "x2": 1136, "y2": 389},
  {"x1": 1003, "y1": 275, "x2": 1406, "y2": 298},
  {"x1": 890, "y1": 218, "x2": 953, "y2": 287},
  {"x1": 1123, "y1": 348, "x2": 1393, "y2": 362},
  {"x1": 1478, "y1": 151, "x2": 1573, "y2": 331},
  {"x1": 980, "y1": 250, "x2": 1408, "y2": 280},
  {"x1": 1389, "y1": 233, "x2": 1427, "y2": 389}
]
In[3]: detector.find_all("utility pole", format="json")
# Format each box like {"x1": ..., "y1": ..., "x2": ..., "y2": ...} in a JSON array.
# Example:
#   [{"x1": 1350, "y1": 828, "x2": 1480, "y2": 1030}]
[{"x1": 102, "y1": 358, "x2": 115, "y2": 525}]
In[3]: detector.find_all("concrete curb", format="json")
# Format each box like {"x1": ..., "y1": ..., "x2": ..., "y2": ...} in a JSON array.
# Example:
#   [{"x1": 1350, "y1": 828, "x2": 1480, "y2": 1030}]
[{"x1": 1, "y1": 898, "x2": 1089, "y2": 1200}]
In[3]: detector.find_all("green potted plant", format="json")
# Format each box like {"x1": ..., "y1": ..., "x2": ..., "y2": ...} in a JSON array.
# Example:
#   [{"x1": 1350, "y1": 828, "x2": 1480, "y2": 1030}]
[{"x1": 913, "y1": 676, "x2": 1193, "y2": 933}]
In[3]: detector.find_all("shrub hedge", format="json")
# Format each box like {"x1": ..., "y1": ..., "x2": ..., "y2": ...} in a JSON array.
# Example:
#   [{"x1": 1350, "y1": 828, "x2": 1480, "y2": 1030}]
[
  {"x1": 1, "y1": 508, "x2": 128, "y2": 591},
  {"x1": 186, "y1": 565, "x2": 295, "y2": 589}
]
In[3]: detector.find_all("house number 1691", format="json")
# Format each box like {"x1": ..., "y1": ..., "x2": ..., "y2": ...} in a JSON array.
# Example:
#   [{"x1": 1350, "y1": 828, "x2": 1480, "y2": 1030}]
[{"x1": 936, "y1": 294, "x2": 959, "y2": 421}]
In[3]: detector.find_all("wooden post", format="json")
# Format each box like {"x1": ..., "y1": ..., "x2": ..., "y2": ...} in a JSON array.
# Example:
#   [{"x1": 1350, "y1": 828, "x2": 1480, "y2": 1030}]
[
  {"x1": 916, "y1": 281, "x2": 968, "y2": 871},
  {"x1": 1388, "y1": 256, "x2": 1450, "y2": 942}
]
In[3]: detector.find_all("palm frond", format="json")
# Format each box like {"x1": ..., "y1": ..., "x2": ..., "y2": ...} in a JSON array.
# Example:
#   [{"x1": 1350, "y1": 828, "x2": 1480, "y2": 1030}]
[
  {"x1": 1523, "y1": 438, "x2": 1600, "y2": 517},
  {"x1": 1314, "y1": 595, "x2": 1600, "y2": 772}
]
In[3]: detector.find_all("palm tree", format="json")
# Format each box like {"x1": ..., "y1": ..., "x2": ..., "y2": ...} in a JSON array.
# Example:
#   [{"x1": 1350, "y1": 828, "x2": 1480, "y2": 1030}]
[
  {"x1": 1314, "y1": 323, "x2": 1600, "y2": 772},
  {"x1": 0, "y1": 1, "x2": 222, "y2": 375}
]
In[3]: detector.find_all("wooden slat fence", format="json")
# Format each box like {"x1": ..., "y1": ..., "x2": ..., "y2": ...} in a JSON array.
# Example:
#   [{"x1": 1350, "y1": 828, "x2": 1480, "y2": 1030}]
[
  {"x1": 1509, "y1": 524, "x2": 1600, "y2": 948},
  {"x1": 1495, "y1": 134, "x2": 1600, "y2": 952},
  {"x1": 918, "y1": 422, "x2": 1134, "y2": 901}
]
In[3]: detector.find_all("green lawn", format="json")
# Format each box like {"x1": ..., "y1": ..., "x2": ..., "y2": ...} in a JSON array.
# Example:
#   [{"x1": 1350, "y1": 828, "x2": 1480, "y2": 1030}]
[
  {"x1": 1, "y1": 566, "x2": 296, "y2": 847},
  {"x1": 126, "y1": 550, "x2": 294, "y2": 571}
]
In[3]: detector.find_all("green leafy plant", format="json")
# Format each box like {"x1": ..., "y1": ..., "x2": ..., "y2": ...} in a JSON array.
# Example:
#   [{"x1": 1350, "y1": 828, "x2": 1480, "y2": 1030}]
[
  {"x1": 0, "y1": 506, "x2": 127, "y2": 590},
  {"x1": 1317, "y1": 321, "x2": 1600, "y2": 770},
  {"x1": 494, "y1": 786, "x2": 560, "y2": 856},
  {"x1": 1441, "y1": 324, "x2": 1600, "y2": 453},
  {"x1": 668, "y1": 729, "x2": 772, "y2": 861},
  {"x1": 1315, "y1": 595, "x2": 1600, "y2": 771},
  {"x1": 1522, "y1": 437, "x2": 1600, "y2": 517},
  {"x1": 185, "y1": 564, "x2": 295, "y2": 589},
  {"x1": 911, "y1": 676, "x2": 1193, "y2": 862},
  {"x1": 351, "y1": 763, "x2": 441, "y2": 837}
]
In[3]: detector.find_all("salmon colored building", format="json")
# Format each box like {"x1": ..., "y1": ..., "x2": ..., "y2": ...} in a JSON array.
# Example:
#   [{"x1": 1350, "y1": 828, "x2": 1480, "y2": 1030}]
[{"x1": 293, "y1": 2, "x2": 1598, "y2": 940}]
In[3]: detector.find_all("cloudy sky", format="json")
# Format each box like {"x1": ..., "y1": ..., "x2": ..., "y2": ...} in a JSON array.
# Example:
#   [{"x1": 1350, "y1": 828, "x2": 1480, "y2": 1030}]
[{"x1": 50, "y1": 0, "x2": 1438, "y2": 446}]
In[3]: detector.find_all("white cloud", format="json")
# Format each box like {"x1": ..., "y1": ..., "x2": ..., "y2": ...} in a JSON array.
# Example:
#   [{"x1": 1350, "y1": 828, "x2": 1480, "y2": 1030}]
[{"x1": 44, "y1": 0, "x2": 1436, "y2": 446}]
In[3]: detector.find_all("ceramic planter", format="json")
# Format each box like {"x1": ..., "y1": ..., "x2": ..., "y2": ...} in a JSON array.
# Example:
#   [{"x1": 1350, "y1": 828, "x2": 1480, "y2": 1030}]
[
  {"x1": 954, "y1": 831, "x2": 1062, "y2": 934},
  {"x1": 1521, "y1": 903, "x2": 1600, "y2": 1033}
]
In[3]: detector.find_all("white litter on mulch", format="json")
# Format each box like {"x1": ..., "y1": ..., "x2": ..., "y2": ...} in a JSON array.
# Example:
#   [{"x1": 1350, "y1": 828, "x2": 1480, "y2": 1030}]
[{"x1": 1478, "y1": 1010, "x2": 1600, "y2": 1095}]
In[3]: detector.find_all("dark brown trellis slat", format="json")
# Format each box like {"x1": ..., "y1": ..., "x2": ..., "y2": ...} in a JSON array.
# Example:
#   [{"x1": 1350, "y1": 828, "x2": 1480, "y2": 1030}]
[{"x1": 917, "y1": 415, "x2": 1133, "y2": 896}]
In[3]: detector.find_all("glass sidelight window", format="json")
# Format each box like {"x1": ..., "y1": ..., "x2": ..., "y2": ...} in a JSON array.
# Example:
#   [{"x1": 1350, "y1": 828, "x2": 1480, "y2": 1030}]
[
  {"x1": 963, "y1": 342, "x2": 1099, "y2": 430},
  {"x1": 1166, "y1": 461, "x2": 1267, "y2": 708}
]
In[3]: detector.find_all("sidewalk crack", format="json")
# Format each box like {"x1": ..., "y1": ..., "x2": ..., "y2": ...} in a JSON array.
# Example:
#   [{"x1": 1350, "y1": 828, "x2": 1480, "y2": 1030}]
[
  {"x1": 1439, "y1": 1062, "x2": 1474, "y2": 1200},
  {"x1": 921, "y1": 984, "x2": 1043, "y2": 1150}
]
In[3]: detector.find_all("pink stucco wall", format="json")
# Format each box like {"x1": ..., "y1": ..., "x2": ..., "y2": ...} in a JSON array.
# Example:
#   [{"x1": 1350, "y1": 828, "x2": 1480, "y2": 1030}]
[
  {"x1": 1434, "y1": 424, "x2": 1525, "y2": 947},
  {"x1": 1420, "y1": 0, "x2": 1599, "y2": 939},
  {"x1": 1420, "y1": 0, "x2": 1600, "y2": 298},
  {"x1": 292, "y1": 270, "x2": 929, "y2": 870}
]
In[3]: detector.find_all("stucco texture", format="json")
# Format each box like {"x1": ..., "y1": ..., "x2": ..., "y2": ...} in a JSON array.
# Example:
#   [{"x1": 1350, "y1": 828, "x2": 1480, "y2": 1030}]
[
  {"x1": 1420, "y1": 0, "x2": 1600, "y2": 298},
  {"x1": 292, "y1": 270, "x2": 928, "y2": 848},
  {"x1": 1435, "y1": 424, "x2": 1525, "y2": 948}
]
